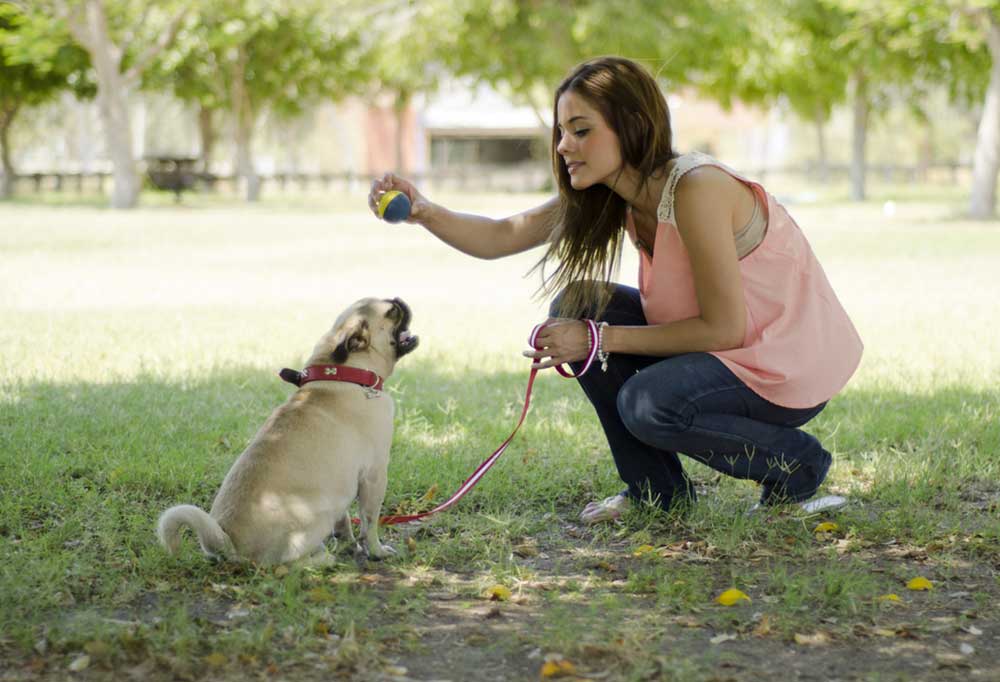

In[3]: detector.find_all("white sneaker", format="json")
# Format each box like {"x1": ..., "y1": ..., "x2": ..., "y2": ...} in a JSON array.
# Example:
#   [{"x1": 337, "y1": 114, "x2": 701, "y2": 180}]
[
  {"x1": 747, "y1": 495, "x2": 848, "y2": 517},
  {"x1": 580, "y1": 493, "x2": 630, "y2": 524}
]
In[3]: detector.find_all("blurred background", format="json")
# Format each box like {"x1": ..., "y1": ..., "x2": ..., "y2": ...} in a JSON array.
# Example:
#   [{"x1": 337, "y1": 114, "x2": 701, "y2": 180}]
[{"x1": 2, "y1": 0, "x2": 1000, "y2": 215}]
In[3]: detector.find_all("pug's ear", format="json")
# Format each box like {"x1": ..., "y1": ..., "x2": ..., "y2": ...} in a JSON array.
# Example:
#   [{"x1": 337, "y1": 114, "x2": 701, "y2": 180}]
[{"x1": 332, "y1": 319, "x2": 370, "y2": 363}]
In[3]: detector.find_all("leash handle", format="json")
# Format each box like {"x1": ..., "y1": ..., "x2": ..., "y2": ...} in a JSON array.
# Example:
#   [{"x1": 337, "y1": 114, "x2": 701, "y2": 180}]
[
  {"x1": 375, "y1": 319, "x2": 595, "y2": 526},
  {"x1": 528, "y1": 319, "x2": 599, "y2": 378}
]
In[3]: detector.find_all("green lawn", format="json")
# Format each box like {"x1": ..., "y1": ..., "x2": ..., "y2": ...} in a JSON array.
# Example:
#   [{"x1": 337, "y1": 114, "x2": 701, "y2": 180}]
[{"x1": 1, "y1": 192, "x2": 999, "y2": 681}]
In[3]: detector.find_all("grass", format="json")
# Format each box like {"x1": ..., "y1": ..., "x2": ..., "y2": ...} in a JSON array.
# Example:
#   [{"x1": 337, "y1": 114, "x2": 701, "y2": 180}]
[{"x1": 1, "y1": 189, "x2": 1000, "y2": 681}]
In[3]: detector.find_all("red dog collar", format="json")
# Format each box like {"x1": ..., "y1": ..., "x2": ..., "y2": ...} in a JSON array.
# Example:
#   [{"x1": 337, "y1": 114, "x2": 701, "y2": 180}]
[{"x1": 279, "y1": 365, "x2": 384, "y2": 392}]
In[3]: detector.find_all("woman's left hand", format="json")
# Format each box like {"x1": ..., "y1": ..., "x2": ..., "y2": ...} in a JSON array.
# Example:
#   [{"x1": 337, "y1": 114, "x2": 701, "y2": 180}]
[{"x1": 523, "y1": 318, "x2": 592, "y2": 370}]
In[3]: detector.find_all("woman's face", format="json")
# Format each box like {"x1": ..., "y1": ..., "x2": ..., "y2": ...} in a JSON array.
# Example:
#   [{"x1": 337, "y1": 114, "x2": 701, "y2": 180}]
[{"x1": 556, "y1": 91, "x2": 623, "y2": 191}]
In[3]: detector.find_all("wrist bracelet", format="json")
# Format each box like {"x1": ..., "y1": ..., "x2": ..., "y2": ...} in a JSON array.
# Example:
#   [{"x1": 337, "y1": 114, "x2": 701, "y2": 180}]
[{"x1": 596, "y1": 321, "x2": 610, "y2": 372}]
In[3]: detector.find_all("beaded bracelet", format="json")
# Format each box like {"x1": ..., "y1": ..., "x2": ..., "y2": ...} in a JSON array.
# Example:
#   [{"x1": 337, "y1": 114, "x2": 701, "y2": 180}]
[{"x1": 596, "y1": 321, "x2": 609, "y2": 372}]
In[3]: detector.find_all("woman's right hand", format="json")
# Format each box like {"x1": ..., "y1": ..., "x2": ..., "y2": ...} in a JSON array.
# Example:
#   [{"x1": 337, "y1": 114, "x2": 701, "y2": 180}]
[{"x1": 368, "y1": 173, "x2": 430, "y2": 224}]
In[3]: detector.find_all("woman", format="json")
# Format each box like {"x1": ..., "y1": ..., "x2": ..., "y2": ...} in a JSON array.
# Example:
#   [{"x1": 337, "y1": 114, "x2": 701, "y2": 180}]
[{"x1": 368, "y1": 56, "x2": 862, "y2": 523}]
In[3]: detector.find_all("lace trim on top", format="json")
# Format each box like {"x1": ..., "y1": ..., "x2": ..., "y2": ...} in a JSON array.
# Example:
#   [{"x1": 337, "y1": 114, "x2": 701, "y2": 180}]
[{"x1": 657, "y1": 151, "x2": 767, "y2": 259}]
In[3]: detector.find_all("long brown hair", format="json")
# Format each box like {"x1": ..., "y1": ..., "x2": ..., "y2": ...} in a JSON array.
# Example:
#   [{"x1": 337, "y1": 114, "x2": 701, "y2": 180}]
[{"x1": 535, "y1": 57, "x2": 677, "y2": 319}]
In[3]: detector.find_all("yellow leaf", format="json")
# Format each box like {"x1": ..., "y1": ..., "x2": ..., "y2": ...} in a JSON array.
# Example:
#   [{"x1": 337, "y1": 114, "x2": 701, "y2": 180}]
[
  {"x1": 715, "y1": 588, "x2": 751, "y2": 606},
  {"x1": 632, "y1": 544, "x2": 656, "y2": 557},
  {"x1": 813, "y1": 522, "x2": 839, "y2": 533},
  {"x1": 540, "y1": 659, "x2": 577, "y2": 678},
  {"x1": 204, "y1": 652, "x2": 227, "y2": 667},
  {"x1": 906, "y1": 577, "x2": 933, "y2": 591},
  {"x1": 419, "y1": 484, "x2": 439, "y2": 503},
  {"x1": 878, "y1": 593, "x2": 901, "y2": 602},
  {"x1": 487, "y1": 585, "x2": 511, "y2": 601},
  {"x1": 794, "y1": 632, "x2": 830, "y2": 646}
]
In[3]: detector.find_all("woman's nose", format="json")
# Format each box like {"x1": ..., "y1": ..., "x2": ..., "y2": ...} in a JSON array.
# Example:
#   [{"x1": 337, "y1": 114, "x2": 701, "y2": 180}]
[{"x1": 556, "y1": 133, "x2": 572, "y2": 155}]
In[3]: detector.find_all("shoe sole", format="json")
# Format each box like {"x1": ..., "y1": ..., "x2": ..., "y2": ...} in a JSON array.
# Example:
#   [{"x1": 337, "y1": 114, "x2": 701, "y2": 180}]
[
  {"x1": 798, "y1": 495, "x2": 848, "y2": 514},
  {"x1": 746, "y1": 495, "x2": 848, "y2": 517}
]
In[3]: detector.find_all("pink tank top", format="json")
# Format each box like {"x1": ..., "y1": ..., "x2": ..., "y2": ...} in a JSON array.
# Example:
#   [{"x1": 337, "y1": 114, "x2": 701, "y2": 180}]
[{"x1": 625, "y1": 152, "x2": 863, "y2": 408}]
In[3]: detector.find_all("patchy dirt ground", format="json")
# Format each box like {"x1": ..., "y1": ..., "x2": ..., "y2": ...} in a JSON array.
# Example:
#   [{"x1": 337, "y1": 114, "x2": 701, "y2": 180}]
[{"x1": 3, "y1": 517, "x2": 999, "y2": 682}]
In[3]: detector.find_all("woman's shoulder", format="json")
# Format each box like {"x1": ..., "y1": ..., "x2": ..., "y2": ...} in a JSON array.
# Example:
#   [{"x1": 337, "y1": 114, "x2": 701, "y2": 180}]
[{"x1": 658, "y1": 152, "x2": 745, "y2": 223}]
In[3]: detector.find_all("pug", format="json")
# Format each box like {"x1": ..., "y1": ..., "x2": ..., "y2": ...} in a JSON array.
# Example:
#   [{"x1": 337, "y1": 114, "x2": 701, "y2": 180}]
[{"x1": 157, "y1": 297, "x2": 418, "y2": 566}]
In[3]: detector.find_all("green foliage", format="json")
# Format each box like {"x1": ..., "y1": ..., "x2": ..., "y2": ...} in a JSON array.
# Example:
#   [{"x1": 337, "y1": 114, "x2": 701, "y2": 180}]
[
  {"x1": 0, "y1": 4, "x2": 93, "y2": 108},
  {"x1": 148, "y1": 0, "x2": 370, "y2": 120}
]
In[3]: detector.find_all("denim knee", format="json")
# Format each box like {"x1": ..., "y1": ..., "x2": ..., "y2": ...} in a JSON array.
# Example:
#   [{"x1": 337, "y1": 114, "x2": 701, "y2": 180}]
[{"x1": 617, "y1": 374, "x2": 689, "y2": 446}]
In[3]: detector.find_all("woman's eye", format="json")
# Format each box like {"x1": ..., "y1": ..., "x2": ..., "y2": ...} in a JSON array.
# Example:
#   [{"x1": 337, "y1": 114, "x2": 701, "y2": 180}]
[{"x1": 574, "y1": 129, "x2": 589, "y2": 138}]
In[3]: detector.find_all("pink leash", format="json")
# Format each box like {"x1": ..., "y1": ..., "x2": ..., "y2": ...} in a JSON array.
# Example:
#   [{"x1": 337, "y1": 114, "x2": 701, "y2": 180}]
[{"x1": 378, "y1": 320, "x2": 599, "y2": 525}]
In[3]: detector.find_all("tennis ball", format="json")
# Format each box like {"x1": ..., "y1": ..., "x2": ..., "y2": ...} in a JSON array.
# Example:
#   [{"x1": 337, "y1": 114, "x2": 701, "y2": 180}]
[{"x1": 377, "y1": 190, "x2": 411, "y2": 223}]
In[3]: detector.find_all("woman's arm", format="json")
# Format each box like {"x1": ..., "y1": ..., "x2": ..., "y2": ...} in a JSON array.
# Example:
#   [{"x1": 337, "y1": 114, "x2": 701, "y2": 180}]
[
  {"x1": 369, "y1": 173, "x2": 556, "y2": 260},
  {"x1": 528, "y1": 167, "x2": 747, "y2": 368}
]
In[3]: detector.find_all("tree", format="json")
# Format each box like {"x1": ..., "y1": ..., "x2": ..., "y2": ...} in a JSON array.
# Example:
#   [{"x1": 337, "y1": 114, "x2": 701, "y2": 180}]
[
  {"x1": 365, "y1": 1, "x2": 456, "y2": 173},
  {"x1": 944, "y1": 1, "x2": 1000, "y2": 219},
  {"x1": 0, "y1": 3, "x2": 92, "y2": 198},
  {"x1": 150, "y1": 0, "x2": 369, "y2": 202},
  {"x1": 18, "y1": 0, "x2": 189, "y2": 208}
]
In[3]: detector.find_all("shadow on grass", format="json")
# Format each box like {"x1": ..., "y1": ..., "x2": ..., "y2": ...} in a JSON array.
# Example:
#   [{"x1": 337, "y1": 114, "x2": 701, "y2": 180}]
[{"x1": 3, "y1": 363, "x2": 998, "y2": 518}]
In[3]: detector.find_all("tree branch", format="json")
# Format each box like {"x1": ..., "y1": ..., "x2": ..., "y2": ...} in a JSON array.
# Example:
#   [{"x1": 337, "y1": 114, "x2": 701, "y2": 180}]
[
  {"x1": 120, "y1": 3, "x2": 153, "y2": 59},
  {"x1": 122, "y1": 6, "x2": 189, "y2": 86}
]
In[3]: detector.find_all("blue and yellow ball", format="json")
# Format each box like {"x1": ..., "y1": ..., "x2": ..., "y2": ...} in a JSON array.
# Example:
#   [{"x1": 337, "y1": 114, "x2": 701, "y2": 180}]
[{"x1": 377, "y1": 190, "x2": 411, "y2": 223}]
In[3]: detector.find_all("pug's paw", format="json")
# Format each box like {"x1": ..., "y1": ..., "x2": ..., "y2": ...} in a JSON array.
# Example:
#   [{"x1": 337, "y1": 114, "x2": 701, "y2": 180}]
[{"x1": 367, "y1": 543, "x2": 396, "y2": 560}]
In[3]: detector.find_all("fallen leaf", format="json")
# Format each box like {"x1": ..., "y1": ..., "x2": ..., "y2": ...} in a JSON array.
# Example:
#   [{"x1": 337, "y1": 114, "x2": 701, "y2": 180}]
[
  {"x1": 273, "y1": 565, "x2": 289, "y2": 578},
  {"x1": 67, "y1": 655, "x2": 90, "y2": 672},
  {"x1": 878, "y1": 593, "x2": 901, "y2": 602},
  {"x1": 405, "y1": 536, "x2": 417, "y2": 552},
  {"x1": 873, "y1": 628, "x2": 897, "y2": 637},
  {"x1": 752, "y1": 614, "x2": 773, "y2": 637},
  {"x1": 633, "y1": 544, "x2": 656, "y2": 557},
  {"x1": 715, "y1": 588, "x2": 751, "y2": 606},
  {"x1": 906, "y1": 577, "x2": 933, "y2": 591},
  {"x1": 487, "y1": 585, "x2": 511, "y2": 602},
  {"x1": 813, "y1": 522, "x2": 839, "y2": 533},
  {"x1": 203, "y1": 652, "x2": 227, "y2": 667},
  {"x1": 960, "y1": 643, "x2": 975, "y2": 655},
  {"x1": 540, "y1": 659, "x2": 577, "y2": 678},
  {"x1": 419, "y1": 484, "x2": 438, "y2": 503},
  {"x1": 794, "y1": 632, "x2": 830, "y2": 646},
  {"x1": 710, "y1": 633, "x2": 737, "y2": 644}
]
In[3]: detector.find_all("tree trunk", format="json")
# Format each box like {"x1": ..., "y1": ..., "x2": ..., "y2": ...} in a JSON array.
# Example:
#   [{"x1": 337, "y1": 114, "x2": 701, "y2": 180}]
[
  {"x1": 0, "y1": 102, "x2": 19, "y2": 199},
  {"x1": 197, "y1": 104, "x2": 216, "y2": 172},
  {"x1": 68, "y1": 0, "x2": 141, "y2": 209},
  {"x1": 394, "y1": 90, "x2": 411, "y2": 173},
  {"x1": 917, "y1": 119, "x2": 933, "y2": 183},
  {"x1": 231, "y1": 47, "x2": 260, "y2": 202},
  {"x1": 849, "y1": 70, "x2": 868, "y2": 202},
  {"x1": 813, "y1": 104, "x2": 829, "y2": 185},
  {"x1": 970, "y1": 13, "x2": 1000, "y2": 219}
]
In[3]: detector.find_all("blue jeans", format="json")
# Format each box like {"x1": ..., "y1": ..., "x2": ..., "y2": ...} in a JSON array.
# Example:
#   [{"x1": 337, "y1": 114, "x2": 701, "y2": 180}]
[{"x1": 553, "y1": 284, "x2": 831, "y2": 511}]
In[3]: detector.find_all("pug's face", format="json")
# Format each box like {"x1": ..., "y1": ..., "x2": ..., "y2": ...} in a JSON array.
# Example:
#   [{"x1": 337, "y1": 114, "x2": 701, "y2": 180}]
[{"x1": 314, "y1": 297, "x2": 418, "y2": 372}]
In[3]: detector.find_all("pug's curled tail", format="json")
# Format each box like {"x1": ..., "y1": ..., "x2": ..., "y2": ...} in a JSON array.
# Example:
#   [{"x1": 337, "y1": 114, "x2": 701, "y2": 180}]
[{"x1": 157, "y1": 505, "x2": 236, "y2": 559}]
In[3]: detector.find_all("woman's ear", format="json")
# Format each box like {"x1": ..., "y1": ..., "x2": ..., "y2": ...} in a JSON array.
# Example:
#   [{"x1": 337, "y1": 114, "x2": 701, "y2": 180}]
[{"x1": 332, "y1": 320, "x2": 370, "y2": 363}]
